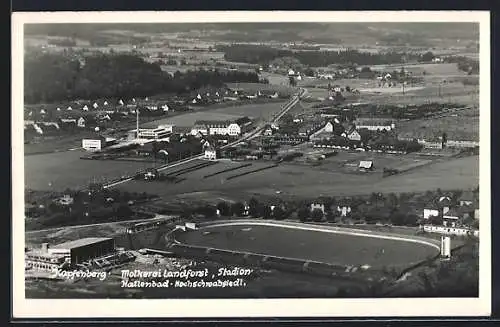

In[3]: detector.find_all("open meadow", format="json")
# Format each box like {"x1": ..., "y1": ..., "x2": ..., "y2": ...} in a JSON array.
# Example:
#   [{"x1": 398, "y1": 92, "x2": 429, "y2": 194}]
[
  {"x1": 142, "y1": 101, "x2": 286, "y2": 128},
  {"x1": 397, "y1": 110, "x2": 479, "y2": 141},
  {"x1": 25, "y1": 150, "x2": 154, "y2": 191},
  {"x1": 115, "y1": 154, "x2": 478, "y2": 203}
]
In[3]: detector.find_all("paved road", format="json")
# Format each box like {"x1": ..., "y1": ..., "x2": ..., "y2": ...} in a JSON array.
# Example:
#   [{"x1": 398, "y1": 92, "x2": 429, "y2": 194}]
[{"x1": 105, "y1": 88, "x2": 305, "y2": 189}]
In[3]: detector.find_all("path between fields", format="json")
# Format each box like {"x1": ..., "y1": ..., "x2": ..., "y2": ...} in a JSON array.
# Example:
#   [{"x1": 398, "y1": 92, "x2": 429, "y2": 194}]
[{"x1": 196, "y1": 220, "x2": 441, "y2": 251}]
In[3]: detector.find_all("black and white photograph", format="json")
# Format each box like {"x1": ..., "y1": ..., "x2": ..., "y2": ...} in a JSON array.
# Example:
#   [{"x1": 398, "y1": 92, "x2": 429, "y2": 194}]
[{"x1": 12, "y1": 11, "x2": 491, "y2": 318}]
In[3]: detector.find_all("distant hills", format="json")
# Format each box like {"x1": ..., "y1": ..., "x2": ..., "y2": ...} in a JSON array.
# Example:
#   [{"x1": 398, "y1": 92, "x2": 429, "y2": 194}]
[{"x1": 24, "y1": 22, "x2": 479, "y2": 47}]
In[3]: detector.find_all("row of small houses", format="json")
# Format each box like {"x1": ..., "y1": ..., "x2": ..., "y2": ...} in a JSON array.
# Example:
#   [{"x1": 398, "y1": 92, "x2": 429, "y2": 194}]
[
  {"x1": 24, "y1": 114, "x2": 114, "y2": 135},
  {"x1": 399, "y1": 137, "x2": 479, "y2": 150},
  {"x1": 308, "y1": 191, "x2": 479, "y2": 227},
  {"x1": 25, "y1": 87, "x2": 283, "y2": 118},
  {"x1": 266, "y1": 116, "x2": 478, "y2": 151}
]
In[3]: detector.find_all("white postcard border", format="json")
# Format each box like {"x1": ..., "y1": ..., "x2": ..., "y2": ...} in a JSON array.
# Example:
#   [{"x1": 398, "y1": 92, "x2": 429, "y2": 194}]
[{"x1": 12, "y1": 10, "x2": 491, "y2": 318}]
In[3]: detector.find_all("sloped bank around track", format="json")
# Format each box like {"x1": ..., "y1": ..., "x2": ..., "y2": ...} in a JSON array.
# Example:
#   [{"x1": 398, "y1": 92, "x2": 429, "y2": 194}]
[{"x1": 169, "y1": 219, "x2": 441, "y2": 284}]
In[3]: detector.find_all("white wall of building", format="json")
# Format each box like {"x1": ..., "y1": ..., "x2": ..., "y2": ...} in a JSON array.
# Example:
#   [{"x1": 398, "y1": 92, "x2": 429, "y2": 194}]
[
  {"x1": 82, "y1": 139, "x2": 103, "y2": 152},
  {"x1": 423, "y1": 224, "x2": 479, "y2": 237},
  {"x1": 204, "y1": 149, "x2": 217, "y2": 160},
  {"x1": 423, "y1": 208, "x2": 439, "y2": 219}
]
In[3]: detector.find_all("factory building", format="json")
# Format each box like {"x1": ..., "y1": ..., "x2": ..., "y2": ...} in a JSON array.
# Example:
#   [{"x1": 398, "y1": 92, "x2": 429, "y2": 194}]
[
  {"x1": 127, "y1": 126, "x2": 171, "y2": 141},
  {"x1": 46, "y1": 237, "x2": 116, "y2": 265}
]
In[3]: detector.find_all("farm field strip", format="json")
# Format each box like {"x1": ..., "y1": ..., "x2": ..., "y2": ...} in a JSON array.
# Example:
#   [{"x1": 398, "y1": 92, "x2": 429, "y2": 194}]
[
  {"x1": 203, "y1": 163, "x2": 253, "y2": 178},
  {"x1": 115, "y1": 155, "x2": 478, "y2": 202},
  {"x1": 165, "y1": 161, "x2": 216, "y2": 176},
  {"x1": 226, "y1": 164, "x2": 279, "y2": 180}
]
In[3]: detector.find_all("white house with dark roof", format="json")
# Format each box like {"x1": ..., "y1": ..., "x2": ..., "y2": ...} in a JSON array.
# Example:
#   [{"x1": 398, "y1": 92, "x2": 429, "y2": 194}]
[
  {"x1": 77, "y1": 117, "x2": 86, "y2": 128},
  {"x1": 342, "y1": 126, "x2": 361, "y2": 141},
  {"x1": 204, "y1": 145, "x2": 218, "y2": 160},
  {"x1": 337, "y1": 199, "x2": 352, "y2": 217}
]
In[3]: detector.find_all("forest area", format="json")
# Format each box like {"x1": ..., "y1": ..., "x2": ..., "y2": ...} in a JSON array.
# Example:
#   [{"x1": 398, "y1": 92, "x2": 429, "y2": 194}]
[{"x1": 24, "y1": 51, "x2": 260, "y2": 104}]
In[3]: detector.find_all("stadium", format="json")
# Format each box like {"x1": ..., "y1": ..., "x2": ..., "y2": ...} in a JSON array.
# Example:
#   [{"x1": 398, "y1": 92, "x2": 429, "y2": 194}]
[{"x1": 167, "y1": 220, "x2": 443, "y2": 283}]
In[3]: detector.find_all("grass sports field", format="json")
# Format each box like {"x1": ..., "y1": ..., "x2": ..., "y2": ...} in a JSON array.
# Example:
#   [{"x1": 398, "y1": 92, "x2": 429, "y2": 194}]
[{"x1": 176, "y1": 223, "x2": 440, "y2": 268}]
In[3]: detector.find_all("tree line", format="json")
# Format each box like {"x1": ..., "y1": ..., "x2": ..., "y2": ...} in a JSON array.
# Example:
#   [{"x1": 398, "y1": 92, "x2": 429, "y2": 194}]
[
  {"x1": 24, "y1": 51, "x2": 260, "y2": 104},
  {"x1": 180, "y1": 187, "x2": 478, "y2": 228},
  {"x1": 218, "y1": 44, "x2": 433, "y2": 67}
]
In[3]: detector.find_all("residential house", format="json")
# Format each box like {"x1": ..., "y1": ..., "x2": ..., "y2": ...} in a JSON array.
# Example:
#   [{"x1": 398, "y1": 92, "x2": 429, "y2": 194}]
[
  {"x1": 337, "y1": 199, "x2": 352, "y2": 217},
  {"x1": 423, "y1": 203, "x2": 440, "y2": 220},
  {"x1": 310, "y1": 202, "x2": 326, "y2": 214},
  {"x1": 443, "y1": 208, "x2": 460, "y2": 227},
  {"x1": 263, "y1": 124, "x2": 274, "y2": 136},
  {"x1": 77, "y1": 117, "x2": 86, "y2": 128},
  {"x1": 342, "y1": 126, "x2": 362, "y2": 141},
  {"x1": 423, "y1": 138, "x2": 444, "y2": 150},
  {"x1": 204, "y1": 145, "x2": 218, "y2": 160},
  {"x1": 309, "y1": 121, "x2": 338, "y2": 142},
  {"x1": 423, "y1": 196, "x2": 452, "y2": 220},
  {"x1": 258, "y1": 90, "x2": 279, "y2": 99},
  {"x1": 446, "y1": 140, "x2": 479, "y2": 148},
  {"x1": 459, "y1": 191, "x2": 475, "y2": 206},
  {"x1": 438, "y1": 196, "x2": 452, "y2": 214}
]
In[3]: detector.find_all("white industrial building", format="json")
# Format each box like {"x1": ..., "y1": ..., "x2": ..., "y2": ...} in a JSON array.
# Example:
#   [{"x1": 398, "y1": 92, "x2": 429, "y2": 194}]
[
  {"x1": 127, "y1": 126, "x2": 171, "y2": 141},
  {"x1": 82, "y1": 135, "x2": 106, "y2": 152}
]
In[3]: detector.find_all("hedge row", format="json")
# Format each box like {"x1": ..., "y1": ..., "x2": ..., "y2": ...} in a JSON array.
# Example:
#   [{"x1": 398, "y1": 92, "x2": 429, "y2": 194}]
[
  {"x1": 203, "y1": 163, "x2": 253, "y2": 179},
  {"x1": 226, "y1": 164, "x2": 279, "y2": 180},
  {"x1": 166, "y1": 161, "x2": 216, "y2": 177}
]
